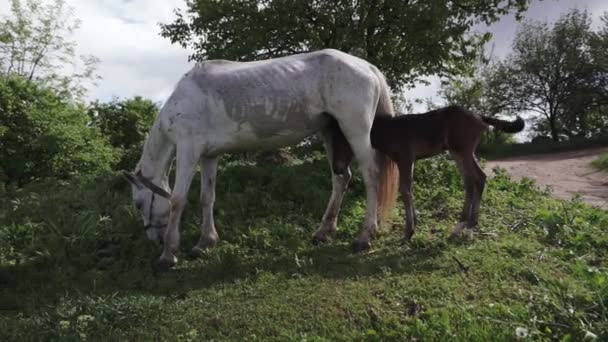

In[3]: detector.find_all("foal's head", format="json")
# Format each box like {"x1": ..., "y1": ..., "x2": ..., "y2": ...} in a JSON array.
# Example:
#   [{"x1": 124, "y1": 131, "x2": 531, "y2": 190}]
[{"x1": 124, "y1": 170, "x2": 171, "y2": 243}]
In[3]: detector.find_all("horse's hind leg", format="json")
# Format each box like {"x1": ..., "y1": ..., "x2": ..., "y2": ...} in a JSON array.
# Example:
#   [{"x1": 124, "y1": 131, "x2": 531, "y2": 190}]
[
  {"x1": 334, "y1": 116, "x2": 382, "y2": 252},
  {"x1": 312, "y1": 124, "x2": 353, "y2": 245},
  {"x1": 191, "y1": 156, "x2": 220, "y2": 256}
]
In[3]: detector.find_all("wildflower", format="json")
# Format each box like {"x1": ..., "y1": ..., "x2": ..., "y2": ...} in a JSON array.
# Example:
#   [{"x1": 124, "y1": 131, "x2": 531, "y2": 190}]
[{"x1": 515, "y1": 327, "x2": 528, "y2": 339}]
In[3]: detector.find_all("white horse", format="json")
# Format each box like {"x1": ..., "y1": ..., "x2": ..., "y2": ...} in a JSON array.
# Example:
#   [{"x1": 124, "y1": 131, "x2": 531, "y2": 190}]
[{"x1": 123, "y1": 49, "x2": 399, "y2": 271}]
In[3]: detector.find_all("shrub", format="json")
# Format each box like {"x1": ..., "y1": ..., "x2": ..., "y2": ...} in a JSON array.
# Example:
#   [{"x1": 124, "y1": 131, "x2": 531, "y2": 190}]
[{"x1": 0, "y1": 76, "x2": 117, "y2": 186}]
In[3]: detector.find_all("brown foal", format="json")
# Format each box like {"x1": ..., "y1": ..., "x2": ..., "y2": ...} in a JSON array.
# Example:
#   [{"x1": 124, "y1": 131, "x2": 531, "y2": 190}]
[{"x1": 330, "y1": 105, "x2": 525, "y2": 241}]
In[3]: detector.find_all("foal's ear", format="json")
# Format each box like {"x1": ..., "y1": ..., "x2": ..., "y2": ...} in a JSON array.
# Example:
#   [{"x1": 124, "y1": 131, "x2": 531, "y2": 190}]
[{"x1": 122, "y1": 171, "x2": 142, "y2": 188}]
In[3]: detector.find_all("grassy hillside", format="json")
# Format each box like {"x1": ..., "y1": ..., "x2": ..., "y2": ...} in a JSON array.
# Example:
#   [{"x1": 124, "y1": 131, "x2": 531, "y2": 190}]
[{"x1": 1, "y1": 155, "x2": 607, "y2": 341}]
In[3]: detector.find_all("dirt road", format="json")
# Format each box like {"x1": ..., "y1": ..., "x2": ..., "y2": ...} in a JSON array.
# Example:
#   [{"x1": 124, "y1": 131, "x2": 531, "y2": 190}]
[{"x1": 485, "y1": 147, "x2": 608, "y2": 209}]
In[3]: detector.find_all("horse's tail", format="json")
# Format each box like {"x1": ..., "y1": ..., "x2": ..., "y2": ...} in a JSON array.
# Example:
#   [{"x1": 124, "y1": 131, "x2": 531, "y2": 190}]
[
  {"x1": 481, "y1": 115, "x2": 525, "y2": 134},
  {"x1": 372, "y1": 68, "x2": 399, "y2": 223}
]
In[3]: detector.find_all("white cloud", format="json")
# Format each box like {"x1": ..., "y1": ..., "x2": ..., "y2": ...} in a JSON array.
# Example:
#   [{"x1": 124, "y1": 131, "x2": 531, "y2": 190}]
[{"x1": 66, "y1": 0, "x2": 194, "y2": 104}]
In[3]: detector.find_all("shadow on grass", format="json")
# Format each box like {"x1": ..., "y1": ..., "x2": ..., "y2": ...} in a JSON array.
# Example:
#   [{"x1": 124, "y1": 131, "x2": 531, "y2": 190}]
[{"x1": 0, "y1": 232, "x2": 450, "y2": 315}]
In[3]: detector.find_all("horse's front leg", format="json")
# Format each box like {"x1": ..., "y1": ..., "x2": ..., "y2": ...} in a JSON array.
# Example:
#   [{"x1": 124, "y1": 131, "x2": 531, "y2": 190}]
[
  {"x1": 156, "y1": 144, "x2": 199, "y2": 272},
  {"x1": 191, "y1": 156, "x2": 220, "y2": 257}
]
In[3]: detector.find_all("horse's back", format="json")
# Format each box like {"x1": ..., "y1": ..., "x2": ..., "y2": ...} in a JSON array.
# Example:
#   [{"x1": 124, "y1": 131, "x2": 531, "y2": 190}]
[{"x1": 159, "y1": 49, "x2": 385, "y2": 154}]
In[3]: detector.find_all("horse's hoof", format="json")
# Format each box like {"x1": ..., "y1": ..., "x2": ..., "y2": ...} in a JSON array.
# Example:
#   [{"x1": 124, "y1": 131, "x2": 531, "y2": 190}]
[
  {"x1": 352, "y1": 239, "x2": 371, "y2": 253},
  {"x1": 311, "y1": 235, "x2": 327, "y2": 246},
  {"x1": 151, "y1": 258, "x2": 176, "y2": 275}
]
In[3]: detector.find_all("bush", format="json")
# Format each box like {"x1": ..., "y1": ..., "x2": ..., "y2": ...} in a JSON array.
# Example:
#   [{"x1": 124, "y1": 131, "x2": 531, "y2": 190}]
[
  {"x1": 88, "y1": 97, "x2": 158, "y2": 170},
  {"x1": 0, "y1": 76, "x2": 118, "y2": 185}
]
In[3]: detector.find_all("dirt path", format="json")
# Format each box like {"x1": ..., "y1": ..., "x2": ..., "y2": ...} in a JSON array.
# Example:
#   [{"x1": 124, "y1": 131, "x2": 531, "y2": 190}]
[{"x1": 485, "y1": 147, "x2": 608, "y2": 209}]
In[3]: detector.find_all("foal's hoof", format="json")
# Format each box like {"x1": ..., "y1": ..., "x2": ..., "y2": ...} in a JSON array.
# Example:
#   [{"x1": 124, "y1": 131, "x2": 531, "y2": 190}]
[
  {"x1": 188, "y1": 247, "x2": 205, "y2": 259},
  {"x1": 352, "y1": 239, "x2": 371, "y2": 253},
  {"x1": 311, "y1": 235, "x2": 328, "y2": 246},
  {"x1": 151, "y1": 258, "x2": 176, "y2": 275},
  {"x1": 404, "y1": 231, "x2": 414, "y2": 243},
  {"x1": 449, "y1": 222, "x2": 467, "y2": 240}
]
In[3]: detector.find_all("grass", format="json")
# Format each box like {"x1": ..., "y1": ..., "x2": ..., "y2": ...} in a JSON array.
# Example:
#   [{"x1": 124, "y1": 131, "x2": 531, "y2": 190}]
[
  {"x1": 592, "y1": 153, "x2": 608, "y2": 172},
  {"x1": 1, "y1": 155, "x2": 607, "y2": 341},
  {"x1": 478, "y1": 135, "x2": 608, "y2": 160}
]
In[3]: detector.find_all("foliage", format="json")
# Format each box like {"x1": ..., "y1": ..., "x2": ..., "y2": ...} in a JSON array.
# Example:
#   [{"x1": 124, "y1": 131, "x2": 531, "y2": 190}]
[
  {"x1": 0, "y1": 76, "x2": 117, "y2": 185},
  {"x1": 0, "y1": 0, "x2": 99, "y2": 100},
  {"x1": 1, "y1": 154, "x2": 607, "y2": 340},
  {"x1": 488, "y1": 9, "x2": 608, "y2": 141},
  {"x1": 159, "y1": 0, "x2": 531, "y2": 89},
  {"x1": 88, "y1": 97, "x2": 159, "y2": 170}
]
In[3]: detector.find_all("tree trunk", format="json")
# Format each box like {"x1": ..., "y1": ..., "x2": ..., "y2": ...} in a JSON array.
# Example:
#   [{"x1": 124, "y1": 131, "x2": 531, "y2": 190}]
[{"x1": 549, "y1": 115, "x2": 559, "y2": 142}]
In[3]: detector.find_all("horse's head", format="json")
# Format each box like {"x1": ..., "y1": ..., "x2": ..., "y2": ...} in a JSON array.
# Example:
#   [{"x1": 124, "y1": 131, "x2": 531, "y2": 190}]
[{"x1": 123, "y1": 170, "x2": 171, "y2": 243}]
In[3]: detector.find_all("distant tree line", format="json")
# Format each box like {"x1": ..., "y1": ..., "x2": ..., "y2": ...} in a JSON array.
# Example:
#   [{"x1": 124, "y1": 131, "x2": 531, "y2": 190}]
[{"x1": 440, "y1": 9, "x2": 608, "y2": 142}]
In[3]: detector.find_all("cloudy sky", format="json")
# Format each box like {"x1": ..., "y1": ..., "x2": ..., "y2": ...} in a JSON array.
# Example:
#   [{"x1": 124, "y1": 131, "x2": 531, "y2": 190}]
[{"x1": 2, "y1": 0, "x2": 607, "y2": 110}]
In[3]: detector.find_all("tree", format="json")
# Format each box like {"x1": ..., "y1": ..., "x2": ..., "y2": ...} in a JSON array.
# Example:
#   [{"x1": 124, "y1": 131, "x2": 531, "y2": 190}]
[
  {"x1": 88, "y1": 97, "x2": 159, "y2": 169},
  {"x1": 160, "y1": 0, "x2": 531, "y2": 89},
  {"x1": 0, "y1": 0, "x2": 99, "y2": 99},
  {"x1": 489, "y1": 10, "x2": 607, "y2": 141},
  {"x1": 0, "y1": 76, "x2": 117, "y2": 186}
]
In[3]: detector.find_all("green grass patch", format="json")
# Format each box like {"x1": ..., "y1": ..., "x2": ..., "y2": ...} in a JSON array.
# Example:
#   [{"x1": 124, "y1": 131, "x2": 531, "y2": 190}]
[
  {"x1": 592, "y1": 153, "x2": 608, "y2": 172},
  {"x1": 1, "y1": 156, "x2": 607, "y2": 341}
]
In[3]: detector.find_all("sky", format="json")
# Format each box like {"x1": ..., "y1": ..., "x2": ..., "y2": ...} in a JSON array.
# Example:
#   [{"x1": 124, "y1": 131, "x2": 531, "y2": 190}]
[{"x1": 1, "y1": 0, "x2": 607, "y2": 111}]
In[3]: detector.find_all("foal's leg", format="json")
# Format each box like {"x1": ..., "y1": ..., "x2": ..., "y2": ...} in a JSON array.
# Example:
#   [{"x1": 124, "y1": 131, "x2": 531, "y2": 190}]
[
  {"x1": 312, "y1": 127, "x2": 353, "y2": 244},
  {"x1": 398, "y1": 157, "x2": 416, "y2": 241},
  {"x1": 451, "y1": 153, "x2": 475, "y2": 238},
  {"x1": 157, "y1": 143, "x2": 199, "y2": 271},
  {"x1": 468, "y1": 156, "x2": 487, "y2": 228},
  {"x1": 192, "y1": 156, "x2": 220, "y2": 255}
]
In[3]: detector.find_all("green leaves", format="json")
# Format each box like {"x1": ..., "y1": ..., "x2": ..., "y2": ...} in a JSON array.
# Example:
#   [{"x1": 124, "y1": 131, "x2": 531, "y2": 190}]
[
  {"x1": 159, "y1": 0, "x2": 531, "y2": 88},
  {"x1": 88, "y1": 97, "x2": 159, "y2": 170},
  {"x1": 0, "y1": 76, "x2": 117, "y2": 185},
  {"x1": 0, "y1": 0, "x2": 99, "y2": 100}
]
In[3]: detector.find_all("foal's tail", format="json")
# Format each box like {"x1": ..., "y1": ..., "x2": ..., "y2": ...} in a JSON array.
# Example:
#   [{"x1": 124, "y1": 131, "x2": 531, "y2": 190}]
[
  {"x1": 482, "y1": 115, "x2": 525, "y2": 134},
  {"x1": 373, "y1": 69, "x2": 399, "y2": 223}
]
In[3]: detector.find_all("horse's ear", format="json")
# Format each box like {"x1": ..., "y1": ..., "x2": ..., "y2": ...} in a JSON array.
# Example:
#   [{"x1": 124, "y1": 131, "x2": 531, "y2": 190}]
[{"x1": 122, "y1": 171, "x2": 142, "y2": 188}]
